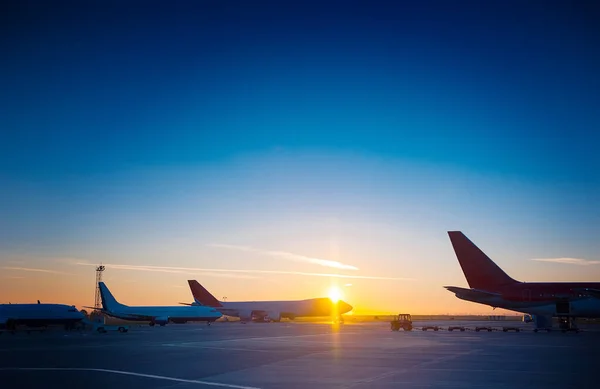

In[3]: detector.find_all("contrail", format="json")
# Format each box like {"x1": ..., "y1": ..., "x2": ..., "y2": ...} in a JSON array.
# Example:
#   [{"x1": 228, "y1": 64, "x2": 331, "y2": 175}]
[
  {"x1": 75, "y1": 262, "x2": 412, "y2": 281},
  {"x1": 208, "y1": 244, "x2": 359, "y2": 271},
  {"x1": 3, "y1": 266, "x2": 74, "y2": 275},
  {"x1": 530, "y1": 257, "x2": 600, "y2": 266}
]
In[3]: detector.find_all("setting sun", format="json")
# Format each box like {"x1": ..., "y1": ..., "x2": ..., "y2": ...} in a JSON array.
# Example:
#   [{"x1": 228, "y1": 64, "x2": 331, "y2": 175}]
[{"x1": 328, "y1": 286, "x2": 343, "y2": 303}]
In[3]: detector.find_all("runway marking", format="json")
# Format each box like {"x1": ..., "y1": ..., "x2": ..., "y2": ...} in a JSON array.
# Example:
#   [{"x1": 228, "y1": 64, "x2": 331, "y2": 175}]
[{"x1": 0, "y1": 367, "x2": 262, "y2": 389}]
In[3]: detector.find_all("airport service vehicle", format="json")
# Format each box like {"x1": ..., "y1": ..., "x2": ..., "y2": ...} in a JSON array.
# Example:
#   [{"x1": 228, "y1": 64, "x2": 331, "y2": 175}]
[
  {"x1": 183, "y1": 280, "x2": 353, "y2": 322},
  {"x1": 94, "y1": 323, "x2": 129, "y2": 333},
  {"x1": 445, "y1": 231, "x2": 600, "y2": 331},
  {"x1": 0, "y1": 302, "x2": 84, "y2": 331},
  {"x1": 390, "y1": 314, "x2": 413, "y2": 331},
  {"x1": 89, "y1": 282, "x2": 222, "y2": 327}
]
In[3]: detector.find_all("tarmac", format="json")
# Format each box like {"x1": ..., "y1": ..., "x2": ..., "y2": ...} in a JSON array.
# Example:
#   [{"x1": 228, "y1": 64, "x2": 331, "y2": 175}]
[{"x1": 0, "y1": 320, "x2": 598, "y2": 388}]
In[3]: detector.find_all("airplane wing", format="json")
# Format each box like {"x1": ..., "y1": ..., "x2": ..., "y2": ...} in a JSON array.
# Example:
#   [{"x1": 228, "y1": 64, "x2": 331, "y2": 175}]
[
  {"x1": 574, "y1": 288, "x2": 600, "y2": 299},
  {"x1": 444, "y1": 286, "x2": 501, "y2": 299},
  {"x1": 82, "y1": 306, "x2": 156, "y2": 320},
  {"x1": 179, "y1": 299, "x2": 202, "y2": 306},
  {"x1": 82, "y1": 306, "x2": 103, "y2": 311}
]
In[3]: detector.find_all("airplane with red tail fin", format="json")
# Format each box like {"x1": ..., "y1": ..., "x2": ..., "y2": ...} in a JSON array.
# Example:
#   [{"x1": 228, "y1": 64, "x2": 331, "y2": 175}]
[
  {"x1": 183, "y1": 280, "x2": 353, "y2": 322},
  {"x1": 445, "y1": 231, "x2": 600, "y2": 330}
]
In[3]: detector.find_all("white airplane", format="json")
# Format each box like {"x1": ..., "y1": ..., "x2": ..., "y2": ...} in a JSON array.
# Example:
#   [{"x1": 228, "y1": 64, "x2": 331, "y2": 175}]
[
  {"x1": 92, "y1": 282, "x2": 222, "y2": 326},
  {"x1": 183, "y1": 280, "x2": 353, "y2": 322},
  {"x1": 0, "y1": 302, "x2": 84, "y2": 331}
]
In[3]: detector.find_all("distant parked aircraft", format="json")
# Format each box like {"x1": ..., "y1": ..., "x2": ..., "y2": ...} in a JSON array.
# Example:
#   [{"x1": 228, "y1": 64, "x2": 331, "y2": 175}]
[
  {"x1": 0, "y1": 303, "x2": 84, "y2": 330},
  {"x1": 87, "y1": 282, "x2": 222, "y2": 326},
  {"x1": 183, "y1": 280, "x2": 353, "y2": 322}
]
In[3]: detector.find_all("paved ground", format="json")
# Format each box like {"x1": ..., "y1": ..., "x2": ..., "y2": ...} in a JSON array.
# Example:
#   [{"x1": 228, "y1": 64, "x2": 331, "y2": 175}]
[{"x1": 0, "y1": 321, "x2": 598, "y2": 388}]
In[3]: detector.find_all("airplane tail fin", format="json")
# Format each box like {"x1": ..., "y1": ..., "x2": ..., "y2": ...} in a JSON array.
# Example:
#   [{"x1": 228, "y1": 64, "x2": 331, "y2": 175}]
[
  {"x1": 98, "y1": 282, "x2": 126, "y2": 311},
  {"x1": 448, "y1": 231, "x2": 518, "y2": 290},
  {"x1": 188, "y1": 280, "x2": 223, "y2": 307}
]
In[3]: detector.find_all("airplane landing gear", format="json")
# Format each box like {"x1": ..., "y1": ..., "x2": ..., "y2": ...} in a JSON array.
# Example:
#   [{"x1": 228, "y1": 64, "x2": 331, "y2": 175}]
[{"x1": 559, "y1": 317, "x2": 579, "y2": 333}]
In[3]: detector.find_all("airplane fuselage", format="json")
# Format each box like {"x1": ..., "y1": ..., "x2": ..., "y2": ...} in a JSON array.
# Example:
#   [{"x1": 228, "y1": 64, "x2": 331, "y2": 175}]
[
  {"x1": 0, "y1": 304, "x2": 84, "y2": 328},
  {"x1": 203, "y1": 298, "x2": 353, "y2": 320},
  {"x1": 450, "y1": 282, "x2": 600, "y2": 318},
  {"x1": 104, "y1": 305, "x2": 222, "y2": 323}
]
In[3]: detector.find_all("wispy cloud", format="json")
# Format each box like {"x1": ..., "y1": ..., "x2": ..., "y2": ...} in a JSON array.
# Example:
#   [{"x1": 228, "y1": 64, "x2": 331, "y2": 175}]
[
  {"x1": 74, "y1": 263, "x2": 258, "y2": 279},
  {"x1": 345, "y1": 283, "x2": 353, "y2": 287},
  {"x1": 530, "y1": 258, "x2": 600, "y2": 266},
  {"x1": 74, "y1": 262, "x2": 411, "y2": 281},
  {"x1": 3, "y1": 266, "x2": 73, "y2": 275},
  {"x1": 208, "y1": 243, "x2": 359, "y2": 271},
  {"x1": 0, "y1": 256, "x2": 86, "y2": 265}
]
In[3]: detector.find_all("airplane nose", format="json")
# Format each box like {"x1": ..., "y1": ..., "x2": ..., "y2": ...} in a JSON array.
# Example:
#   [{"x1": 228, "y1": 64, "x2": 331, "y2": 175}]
[{"x1": 339, "y1": 301, "x2": 353, "y2": 314}]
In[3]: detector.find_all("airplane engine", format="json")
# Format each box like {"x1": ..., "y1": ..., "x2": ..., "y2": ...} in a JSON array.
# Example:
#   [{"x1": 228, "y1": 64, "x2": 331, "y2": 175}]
[
  {"x1": 237, "y1": 310, "x2": 253, "y2": 322},
  {"x1": 281, "y1": 312, "x2": 296, "y2": 320},
  {"x1": 266, "y1": 311, "x2": 281, "y2": 322},
  {"x1": 153, "y1": 316, "x2": 169, "y2": 326},
  {"x1": 533, "y1": 315, "x2": 552, "y2": 330},
  {"x1": 251, "y1": 310, "x2": 270, "y2": 322}
]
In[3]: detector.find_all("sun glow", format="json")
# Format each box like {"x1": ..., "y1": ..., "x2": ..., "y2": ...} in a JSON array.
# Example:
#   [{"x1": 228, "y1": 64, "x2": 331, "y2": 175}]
[{"x1": 328, "y1": 286, "x2": 343, "y2": 303}]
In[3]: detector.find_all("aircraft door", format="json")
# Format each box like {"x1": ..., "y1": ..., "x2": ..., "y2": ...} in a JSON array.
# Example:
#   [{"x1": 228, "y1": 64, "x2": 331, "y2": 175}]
[{"x1": 556, "y1": 300, "x2": 570, "y2": 316}]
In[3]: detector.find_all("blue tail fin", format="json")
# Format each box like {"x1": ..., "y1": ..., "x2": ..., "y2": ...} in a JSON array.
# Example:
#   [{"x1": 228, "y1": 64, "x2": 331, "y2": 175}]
[{"x1": 98, "y1": 282, "x2": 126, "y2": 311}]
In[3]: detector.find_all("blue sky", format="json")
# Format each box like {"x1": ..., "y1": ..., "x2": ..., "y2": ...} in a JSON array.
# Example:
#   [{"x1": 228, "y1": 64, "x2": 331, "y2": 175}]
[{"x1": 1, "y1": 1, "x2": 599, "y2": 313}]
